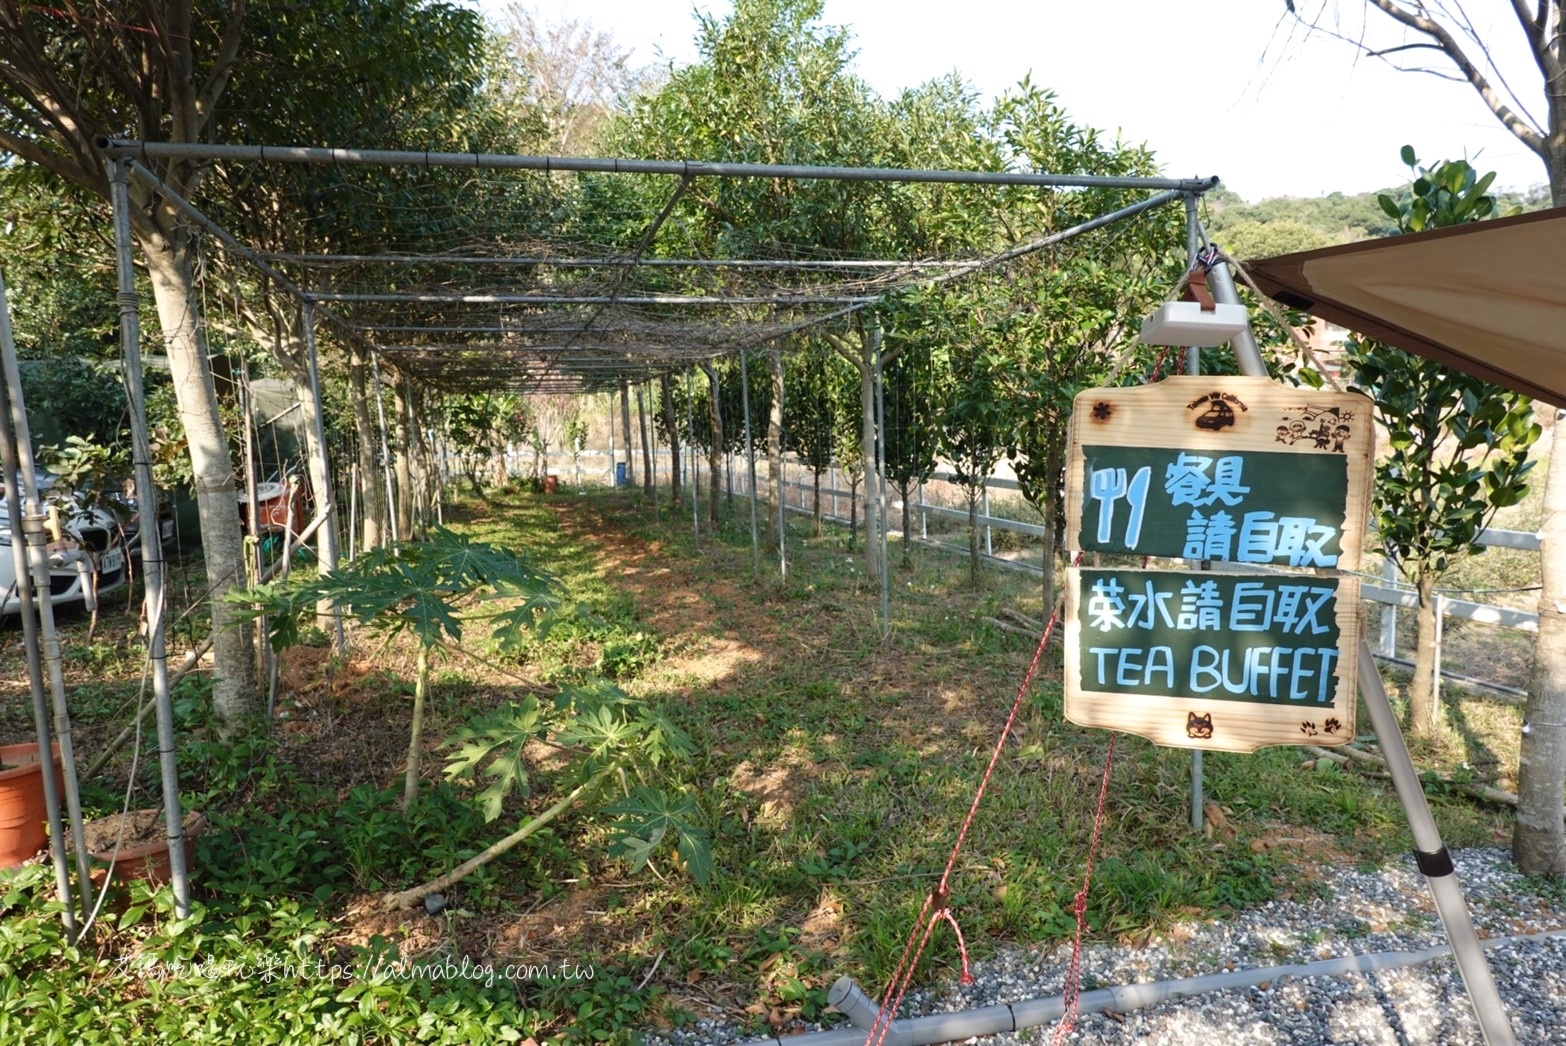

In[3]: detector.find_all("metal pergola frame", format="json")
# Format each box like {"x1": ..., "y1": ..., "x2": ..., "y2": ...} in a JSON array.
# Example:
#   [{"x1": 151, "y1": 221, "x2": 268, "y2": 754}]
[
  {"x1": 99, "y1": 137, "x2": 1215, "y2": 395},
  {"x1": 92, "y1": 135, "x2": 1212, "y2": 924}
]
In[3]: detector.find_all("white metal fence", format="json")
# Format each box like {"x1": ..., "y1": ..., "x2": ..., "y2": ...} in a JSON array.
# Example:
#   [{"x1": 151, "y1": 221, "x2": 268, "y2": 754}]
[{"x1": 496, "y1": 445, "x2": 1541, "y2": 698}]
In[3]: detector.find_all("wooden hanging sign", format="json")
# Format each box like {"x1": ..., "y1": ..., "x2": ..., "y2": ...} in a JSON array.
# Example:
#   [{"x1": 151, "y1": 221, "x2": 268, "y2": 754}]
[{"x1": 1061, "y1": 376, "x2": 1375, "y2": 753}]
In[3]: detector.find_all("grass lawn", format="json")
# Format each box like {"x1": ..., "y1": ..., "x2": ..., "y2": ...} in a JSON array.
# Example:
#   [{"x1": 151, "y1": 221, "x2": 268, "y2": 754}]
[{"x1": 0, "y1": 484, "x2": 1519, "y2": 1043}]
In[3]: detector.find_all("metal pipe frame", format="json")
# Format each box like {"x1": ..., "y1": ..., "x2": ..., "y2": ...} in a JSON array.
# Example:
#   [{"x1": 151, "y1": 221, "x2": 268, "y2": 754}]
[
  {"x1": 0, "y1": 271, "x2": 77, "y2": 935},
  {"x1": 97, "y1": 138, "x2": 1217, "y2": 193}
]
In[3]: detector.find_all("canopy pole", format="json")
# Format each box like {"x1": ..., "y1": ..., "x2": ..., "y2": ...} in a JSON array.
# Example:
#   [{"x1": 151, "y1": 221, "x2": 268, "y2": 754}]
[
  {"x1": 873, "y1": 325, "x2": 890, "y2": 641},
  {"x1": 301, "y1": 302, "x2": 345, "y2": 652},
  {"x1": 97, "y1": 137, "x2": 1218, "y2": 194},
  {"x1": 685, "y1": 369, "x2": 698, "y2": 540},
  {"x1": 2, "y1": 261, "x2": 98, "y2": 922},
  {"x1": 0, "y1": 270, "x2": 77, "y2": 935},
  {"x1": 1185, "y1": 194, "x2": 1205, "y2": 834},
  {"x1": 740, "y1": 350, "x2": 760, "y2": 573},
  {"x1": 111, "y1": 158, "x2": 189, "y2": 915},
  {"x1": 1207, "y1": 244, "x2": 1517, "y2": 1046},
  {"x1": 371, "y1": 351, "x2": 400, "y2": 544}
]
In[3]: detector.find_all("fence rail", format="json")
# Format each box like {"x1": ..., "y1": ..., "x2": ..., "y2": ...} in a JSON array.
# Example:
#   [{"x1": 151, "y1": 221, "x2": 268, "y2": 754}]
[{"x1": 483, "y1": 445, "x2": 1541, "y2": 699}]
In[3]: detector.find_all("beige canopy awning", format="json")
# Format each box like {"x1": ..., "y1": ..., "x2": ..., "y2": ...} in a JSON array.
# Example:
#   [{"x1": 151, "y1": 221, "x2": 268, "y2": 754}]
[{"x1": 1244, "y1": 205, "x2": 1566, "y2": 408}]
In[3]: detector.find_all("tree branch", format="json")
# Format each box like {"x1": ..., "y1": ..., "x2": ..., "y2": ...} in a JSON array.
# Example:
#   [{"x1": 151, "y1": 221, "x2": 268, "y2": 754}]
[{"x1": 1364, "y1": 0, "x2": 1548, "y2": 156}]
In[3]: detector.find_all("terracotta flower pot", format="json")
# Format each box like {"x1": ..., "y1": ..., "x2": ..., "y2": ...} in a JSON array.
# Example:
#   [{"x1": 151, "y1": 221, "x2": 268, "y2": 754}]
[
  {"x1": 85, "y1": 808, "x2": 206, "y2": 887},
  {"x1": 0, "y1": 742, "x2": 63, "y2": 869}
]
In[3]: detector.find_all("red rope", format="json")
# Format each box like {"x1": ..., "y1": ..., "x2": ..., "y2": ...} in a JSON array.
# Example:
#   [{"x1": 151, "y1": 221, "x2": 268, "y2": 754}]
[
  {"x1": 864, "y1": 607, "x2": 1061, "y2": 1046},
  {"x1": 1050, "y1": 731, "x2": 1118, "y2": 1046}
]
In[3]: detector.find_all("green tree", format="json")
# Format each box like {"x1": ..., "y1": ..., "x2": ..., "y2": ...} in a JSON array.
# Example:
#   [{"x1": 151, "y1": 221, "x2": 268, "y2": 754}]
[
  {"x1": 204, "y1": 0, "x2": 540, "y2": 555},
  {"x1": 866, "y1": 320, "x2": 940, "y2": 562},
  {"x1": 938, "y1": 349, "x2": 1008, "y2": 584},
  {"x1": 1346, "y1": 150, "x2": 1539, "y2": 740},
  {"x1": 782, "y1": 338, "x2": 841, "y2": 536},
  {"x1": 1214, "y1": 218, "x2": 1333, "y2": 259},
  {"x1": 1, "y1": 1, "x2": 263, "y2": 723}
]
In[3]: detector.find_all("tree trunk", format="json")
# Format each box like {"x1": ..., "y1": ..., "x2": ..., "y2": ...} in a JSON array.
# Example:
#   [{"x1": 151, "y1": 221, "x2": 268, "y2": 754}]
[
  {"x1": 767, "y1": 345, "x2": 786, "y2": 554},
  {"x1": 1408, "y1": 573, "x2": 1440, "y2": 738},
  {"x1": 1516, "y1": 412, "x2": 1566, "y2": 874},
  {"x1": 276, "y1": 343, "x2": 339, "y2": 632},
  {"x1": 348, "y1": 342, "x2": 384, "y2": 552},
  {"x1": 660, "y1": 374, "x2": 682, "y2": 507},
  {"x1": 145, "y1": 241, "x2": 258, "y2": 729},
  {"x1": 407, "y1": 385, "x2": 429, "y2": 534},
  {"x1": 383, "y1": 766, "x2": 613, "y2": 910},
  {"x1": 702, "y1": 363, "x2": 722, "y2": 530},
  {"x1": 620, "y1": 382, "x2": 635, "y2": 487}
]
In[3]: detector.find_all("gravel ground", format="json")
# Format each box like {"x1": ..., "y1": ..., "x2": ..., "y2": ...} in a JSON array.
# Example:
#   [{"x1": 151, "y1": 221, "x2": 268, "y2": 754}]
[{"x1": 651, "y1": 847, "x2": 1566, "y2": 1045}]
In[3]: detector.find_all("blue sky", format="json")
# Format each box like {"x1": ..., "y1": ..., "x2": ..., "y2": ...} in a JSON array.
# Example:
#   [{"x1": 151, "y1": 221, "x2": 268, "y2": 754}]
[{"x1": 476, "y1": 0, "x2": 1549, "y2": 201}]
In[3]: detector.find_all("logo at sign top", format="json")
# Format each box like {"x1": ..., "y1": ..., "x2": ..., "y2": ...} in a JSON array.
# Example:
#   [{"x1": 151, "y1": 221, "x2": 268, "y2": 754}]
[{"x1": 1186, "y1": 390, "x2": 1248, "y2": 433}]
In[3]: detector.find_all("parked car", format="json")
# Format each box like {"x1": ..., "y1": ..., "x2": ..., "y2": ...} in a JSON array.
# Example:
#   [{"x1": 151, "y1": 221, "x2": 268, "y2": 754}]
[
  {"x1": 0, "y1": 476, "x2": 129, "y2": 615},
  {"x1": 107, "y1": 487, "x2": 178, "y2": 555}
]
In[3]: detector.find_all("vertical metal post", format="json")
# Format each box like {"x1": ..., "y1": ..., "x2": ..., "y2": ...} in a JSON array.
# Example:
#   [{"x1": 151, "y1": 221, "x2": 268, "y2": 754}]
[
  {"x1": 0, "y1": 270, "x2": 77, "y2": 935},
  {"x1": 1184, "y1": 197, "x2": 1205, "y2": 833},
  {"x1": 1186, "y1": 321, "x2": 1204, "y2": 834},
  {"x1": 1184, "y1": 193, "x2": 1203, "y2": 379},
  {"x1": 238, "y1": 360, "x2": 271, "y2": 717},
  {"x1": 740, "y1": 350, "x2": 760, "y2": 572},
  {"x1": 300, "y1": 302, "x2": 344, "y2": 654},
  {"x1": 108, "y1": 160, "x2": 188, "y2": 916},
  {"x1": 1207, "y1": 240, "x2": 1516, "y2": 1046},
  {"x1": 874, "y1": 329, "x2": 890, "y2": 639},
  {"x1": 774, "y1": 347, "x2": 787, "y2": 578},
  {"x1": 982, "y1": 486, "x2": 992, "y2": 558},
  {"x1": 685, "y1": 369, "x2": 698, "y2": 539},
  {"x1": 370, "y1": 351, "x2": 399, "y2": 544},
  {"x1": 348, "y1": 463, "x2": 359, "y2": 561},
  {"x1": 1381, "y1": 557, "x2": 1400, "y2": 657}
]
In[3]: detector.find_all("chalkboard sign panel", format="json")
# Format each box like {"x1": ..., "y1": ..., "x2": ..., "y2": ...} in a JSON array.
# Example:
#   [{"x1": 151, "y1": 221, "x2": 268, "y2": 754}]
[
  {"x1": 1064, "y1": 377, "x2": 1375, "y2": 571},
  {"x1": 1077, "y1": 446, "x2": 1351, "y2": 566},
  {"x1": 1065, "y1": 567, "x2": 1361, "y2": 753}
]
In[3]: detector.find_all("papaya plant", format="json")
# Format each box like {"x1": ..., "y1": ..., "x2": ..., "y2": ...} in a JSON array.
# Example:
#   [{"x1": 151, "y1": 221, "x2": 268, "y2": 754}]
[
  {"x1": 226, "y1": 526, "x2": 563, "y2": 809},
  {"x1": 380, "y1": 679, "x2": 709, "y2": 910}
]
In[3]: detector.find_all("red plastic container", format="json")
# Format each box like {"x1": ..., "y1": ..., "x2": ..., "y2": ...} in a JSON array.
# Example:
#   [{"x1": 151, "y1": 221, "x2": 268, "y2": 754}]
[
  {"x1": 0, "y1": 742, "x2": 62, "y2": 868},
  {"x1": 241, "y1": 481, "x2": 305, "y2": 536}
]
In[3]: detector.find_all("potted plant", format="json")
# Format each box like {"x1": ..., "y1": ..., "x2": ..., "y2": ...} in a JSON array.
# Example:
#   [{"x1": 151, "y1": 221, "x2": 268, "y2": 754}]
[
  {"x1": 0, "y1": 741, "x2": 62, "y2": 868},
  {"x1": 82, "y1": 807, "x2": 205, "y2": 886}
]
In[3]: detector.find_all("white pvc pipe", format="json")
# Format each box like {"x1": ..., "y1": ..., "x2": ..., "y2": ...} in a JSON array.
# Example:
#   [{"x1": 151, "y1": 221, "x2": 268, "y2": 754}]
[{"x1": 736, "y1": 929, "x2": 1566, "y2": 1046}]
